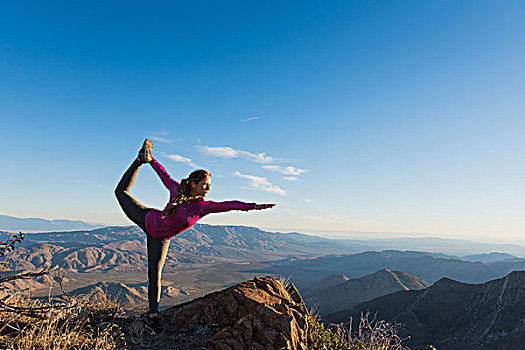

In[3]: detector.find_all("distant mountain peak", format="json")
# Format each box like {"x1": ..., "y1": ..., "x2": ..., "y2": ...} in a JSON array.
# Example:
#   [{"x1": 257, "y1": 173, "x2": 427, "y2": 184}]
[
  {"x1": 432, "y1": 277, "x2": 466, "y2": 288},
  {"x1": 303, "y1": 269, "x2": 429, "y2": 316}
]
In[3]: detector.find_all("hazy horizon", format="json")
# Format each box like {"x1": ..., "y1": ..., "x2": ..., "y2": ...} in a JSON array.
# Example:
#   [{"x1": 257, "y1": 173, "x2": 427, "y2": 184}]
[{"x1": 2, "y1": 213, "x2": 525, "y2": 249}]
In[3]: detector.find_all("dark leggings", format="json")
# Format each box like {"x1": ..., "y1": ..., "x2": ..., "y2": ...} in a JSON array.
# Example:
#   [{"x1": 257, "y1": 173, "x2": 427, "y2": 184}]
[{"x1": 115, "y1": 159, "x2": 170, "y2": 314}]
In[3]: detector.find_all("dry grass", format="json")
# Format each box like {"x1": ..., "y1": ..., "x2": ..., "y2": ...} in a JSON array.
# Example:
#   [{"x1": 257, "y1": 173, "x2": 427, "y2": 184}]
[{"x1": 0, "y1": 289, "x2": 126, "y2": 349}]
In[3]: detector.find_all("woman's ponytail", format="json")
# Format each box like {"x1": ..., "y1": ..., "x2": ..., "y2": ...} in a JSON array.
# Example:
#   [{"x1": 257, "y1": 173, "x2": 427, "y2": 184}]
[{"x1": 162, "y1": 170, "x2": 210, "y2": 218}]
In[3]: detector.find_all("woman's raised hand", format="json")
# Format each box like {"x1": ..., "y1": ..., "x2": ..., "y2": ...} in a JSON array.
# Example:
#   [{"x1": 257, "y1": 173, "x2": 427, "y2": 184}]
[{"x1": 254, "y1": 204, "x2": 276, "y2": 210}]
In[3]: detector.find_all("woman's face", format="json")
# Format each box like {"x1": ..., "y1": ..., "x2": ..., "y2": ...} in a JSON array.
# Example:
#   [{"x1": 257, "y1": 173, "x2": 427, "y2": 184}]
[{"x1": 190, "y1": 175, "x2": 211, "y2": 197}]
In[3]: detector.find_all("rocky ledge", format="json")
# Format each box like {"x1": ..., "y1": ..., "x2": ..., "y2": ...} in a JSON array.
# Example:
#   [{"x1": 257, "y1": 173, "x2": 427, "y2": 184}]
[{"x1": 158, "y1": 276, "x2": 308, "y2": 350}]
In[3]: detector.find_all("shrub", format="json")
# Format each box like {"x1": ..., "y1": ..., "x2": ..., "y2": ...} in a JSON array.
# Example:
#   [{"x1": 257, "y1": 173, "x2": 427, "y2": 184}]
[
  {"x1": 308, "y1": 316, "x2": 350, "y2": 349},
  {"x1": 307, "y1": 312, "x2": 409, "y2": 350}
]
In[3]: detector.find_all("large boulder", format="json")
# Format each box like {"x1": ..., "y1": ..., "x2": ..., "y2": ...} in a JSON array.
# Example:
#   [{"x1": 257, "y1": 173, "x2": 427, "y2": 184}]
[{"x1": 162, "y1": 276, "x2": 308, "y2": 350}]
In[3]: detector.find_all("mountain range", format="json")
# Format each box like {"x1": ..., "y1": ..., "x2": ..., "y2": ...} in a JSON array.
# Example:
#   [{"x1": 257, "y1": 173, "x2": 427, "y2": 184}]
[
  {"x1": 462, "y1": 252, "x2": 520, "y2": 263},
  {"x1": 3, "y1": 225, "x2": 523, "y2": 278},
  {"x1": 2, "y1": 224, "x2": 361, "y2": 274},
  {"x1": 326, "y1": 270, "x2": 525, "y2": 350},
  {"x1": 0, "y1": 214, "x2": 104, "y2": 231},
  {"x1": 3, "y1": 214, "x2": 525, "y2": 256},
  {"x1": 3, "y1": 225, "x2": 524, "y2": 292},
  {"x1": 302, "y1": 269, "x2": 429, "y2": 316},
  {"x1": 259, "y1": 250, "x2": 525, "y2": 289}
]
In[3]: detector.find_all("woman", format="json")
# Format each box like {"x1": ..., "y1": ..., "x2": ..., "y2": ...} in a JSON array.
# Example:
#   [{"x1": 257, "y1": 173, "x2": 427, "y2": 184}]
[{"x1": 114, "y1": 139, "x2": 275, "y2": 333}]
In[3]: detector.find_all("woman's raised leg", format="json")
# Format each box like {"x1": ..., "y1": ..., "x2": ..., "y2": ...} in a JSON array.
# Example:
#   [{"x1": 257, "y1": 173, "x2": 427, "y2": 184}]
[
  {"x1": 114, "y1": 158, "x2": 151, "y2": 231},
  {"x1": 114, "y1": 139, "x2": 153, "y2": 231}
]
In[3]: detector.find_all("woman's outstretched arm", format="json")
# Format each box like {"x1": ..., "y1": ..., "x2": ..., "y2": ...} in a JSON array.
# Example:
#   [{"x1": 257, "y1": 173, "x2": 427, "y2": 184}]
[
  {"x1": 149, "y1": 157, "x2": 179, "y2": 192},
  {"x1": 199, "y1": 201, "x2": 275, "y2": 216}
]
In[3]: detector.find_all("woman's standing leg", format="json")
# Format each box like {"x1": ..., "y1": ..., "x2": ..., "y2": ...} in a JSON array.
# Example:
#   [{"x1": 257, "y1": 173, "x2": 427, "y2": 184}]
[{"x1": 147, "y1": 234, "x2": 170, "y2": 314}]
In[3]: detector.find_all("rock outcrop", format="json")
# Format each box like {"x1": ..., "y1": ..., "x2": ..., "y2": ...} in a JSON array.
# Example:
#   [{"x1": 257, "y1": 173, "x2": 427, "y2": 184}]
[{"x1": 162, "y1": 276, "x2": 308, "y2": 350}]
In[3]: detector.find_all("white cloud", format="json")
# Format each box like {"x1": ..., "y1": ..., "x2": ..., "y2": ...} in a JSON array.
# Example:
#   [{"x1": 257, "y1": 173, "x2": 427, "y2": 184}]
[
  {"x1": 165, "y1": 154, "x2": 198, "y2": 168},
  {"x1": 242, "y1": 116, "x2": 259, "y2": 122},
  {"x1": 234, "y1": 171, "x2": 286, "y2": 196},
  {"x1": 284, "y1": 176, "x2": 298, "y2": 181},
  {"x1": 150, "y1": 132, "x2": 172, "y2": 144},
  {"x1": 199, "y1": 146, "x2": 274, "y2": 164},
  {"x1": 151, "y1": 136, "x2": 172, "y2": 144},
  {"x1": 262, "y1": 165, "x2": 307, "y2": 176}
]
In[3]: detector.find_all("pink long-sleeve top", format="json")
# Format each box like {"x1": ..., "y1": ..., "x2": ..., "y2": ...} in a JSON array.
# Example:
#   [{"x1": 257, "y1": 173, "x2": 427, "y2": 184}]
[{"x1": 144, "y1": 158, "x2": 256, "y2": 241}]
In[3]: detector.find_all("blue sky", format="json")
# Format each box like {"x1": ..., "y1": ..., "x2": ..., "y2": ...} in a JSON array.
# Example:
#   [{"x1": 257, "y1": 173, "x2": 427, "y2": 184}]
[{"x1": 1, "y1": 1, "x2": 524, "y2": 244}]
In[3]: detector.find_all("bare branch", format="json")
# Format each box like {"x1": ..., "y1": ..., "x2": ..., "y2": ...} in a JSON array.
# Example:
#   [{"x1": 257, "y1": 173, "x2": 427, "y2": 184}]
[
  {"x1": 54, "y1": 269, "x2": 74, "y2": 300},
  {"x1": 0, "y1": 321, "x2": 23, "y2": 332},
  {"x1": 0, "y1": 265, "x2": 58, "y2": 284}
]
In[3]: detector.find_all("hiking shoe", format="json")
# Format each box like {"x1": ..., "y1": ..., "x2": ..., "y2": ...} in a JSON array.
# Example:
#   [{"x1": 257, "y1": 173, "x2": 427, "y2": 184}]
[
  {"x1": 145, "y1": 315, "x2": 165, "y2": 335},
  {"x1": 138, "y1": 138, "x2": 153, "y2": 163}
]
